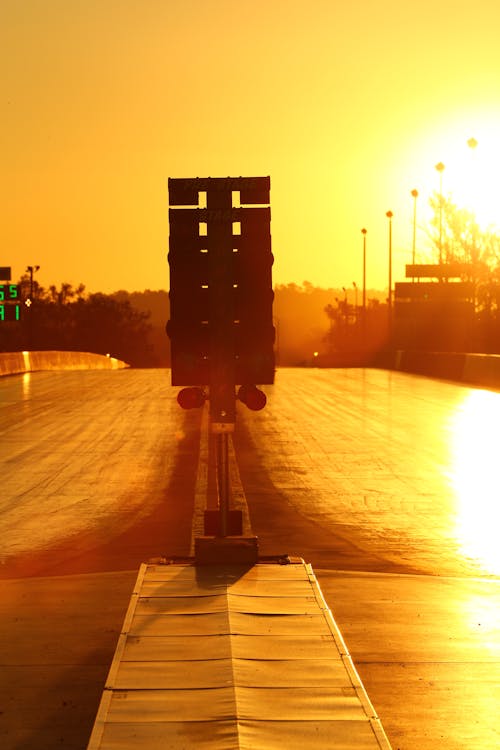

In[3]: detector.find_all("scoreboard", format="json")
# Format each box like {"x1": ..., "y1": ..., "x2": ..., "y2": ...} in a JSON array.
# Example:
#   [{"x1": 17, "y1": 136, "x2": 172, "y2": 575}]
[
  {"x1": 0, "y1": 284, "x2": 21, "y2": 322},
  {"x1": 0, "y1": 284, "x2": 18, "y2": 301}
]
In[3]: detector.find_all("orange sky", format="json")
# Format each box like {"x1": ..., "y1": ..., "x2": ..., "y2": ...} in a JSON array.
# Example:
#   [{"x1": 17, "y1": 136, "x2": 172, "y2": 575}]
[{"x1": 3, "y1": 0, "x2": 500, "y2": 295}]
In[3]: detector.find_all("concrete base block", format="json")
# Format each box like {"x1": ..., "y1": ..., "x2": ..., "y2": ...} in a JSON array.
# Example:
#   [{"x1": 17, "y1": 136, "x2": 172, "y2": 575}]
[{"x1": 195, "y1": 536, "x2": 259, "y2": 566}]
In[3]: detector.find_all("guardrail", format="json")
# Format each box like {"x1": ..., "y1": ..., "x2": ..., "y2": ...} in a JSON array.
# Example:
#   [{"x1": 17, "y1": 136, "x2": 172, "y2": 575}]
[
  {"x1": 391, "y1": 350, "x2": 500, "y2": 390},
  {"x1": 3, "y1": 349, "x2": 499, "y2": 389},
  {"x1": 0, "y1": 351, "x2": 129, "y2": 376},
  {"x1": 312, "y1": 350, "x2": 500, "y2": 390},
  {"x1": 314, "y1": 350, "x2": 500, "y2": 390}
]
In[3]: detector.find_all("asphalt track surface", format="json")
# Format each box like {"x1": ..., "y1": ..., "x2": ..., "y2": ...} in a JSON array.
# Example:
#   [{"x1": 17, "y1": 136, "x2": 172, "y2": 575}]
[{"x1": 1, "y1": 368, "x2": 499, "y2": 749}]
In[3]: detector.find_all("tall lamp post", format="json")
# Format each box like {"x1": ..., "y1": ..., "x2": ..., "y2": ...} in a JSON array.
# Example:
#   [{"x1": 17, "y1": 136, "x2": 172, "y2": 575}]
[
  {"x1": 411, "y1": 189, "x2": 418, "y2": 266},
  {"x1": 25, "y1": 265, "x2": 40, "y2": 350},
  {"x1": 386, "y1": 211, "x2": 393, "y2": 339},
  {"x1": 466, "y1": 137, "x2": 478, "y2": 310},
  {"x1": 435, "y1": 162, "x2": 445, "y2": 266},
  {"x1": 361, "y1": 228, "x2": 367, "y2": 317},
  {"x1": 26, "y1": 265, "x2": 40, "y2": 302},
  {"x1": 466, "y1": 138, "x2": 478, "y2": 220}
]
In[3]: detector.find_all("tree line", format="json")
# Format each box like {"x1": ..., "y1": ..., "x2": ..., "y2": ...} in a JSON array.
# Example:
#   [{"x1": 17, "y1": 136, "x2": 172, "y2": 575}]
[
  {"x1": 1, "y1": 277, "x2": 159, "y2": 367},
  {"x1": 1, "y1": 275, "x2": 372, "y2": 367},
  {"x1": 323, "y1": 194, "x2": 500, "y2": 357},
  {"x1": 427, "y1": 194, "x2": 500, "y2": 351},
  {"x1": 3, "y1": 194, "x2": 499, "y2": 367}
]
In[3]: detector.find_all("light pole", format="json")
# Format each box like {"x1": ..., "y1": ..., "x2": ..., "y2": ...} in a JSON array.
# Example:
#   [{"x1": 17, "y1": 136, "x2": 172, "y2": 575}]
[
  {"x1": 411, "y1": 189, "x2": 418, "y2": 266},
  {"x1": 386, "y1": 211, "x2": 393, "y2": 338},
  {"x1": 386, "y1": 211, "x2": 393, "y2": 307},
  {"x1": 26, "y1": 265, "x2": 40, "y2": 301},
  {"x1": 361, "y1": 228, "x2": 367, "y2": 317},
  {"x1": 25, "y1": 265, "x2": 40, "y2": 350},
  {"x1": 466, "y1": 137, "x2": 478, "y2": 310},
  {"x1": 435, "y1": 162, "x2": 445, "y2": 265},
  {"x1": 466, "y1": 137, "x2": 479, "y2": 225},
  {"x1": 352, "y1": 281, "x2": 358, "y2": 319}
]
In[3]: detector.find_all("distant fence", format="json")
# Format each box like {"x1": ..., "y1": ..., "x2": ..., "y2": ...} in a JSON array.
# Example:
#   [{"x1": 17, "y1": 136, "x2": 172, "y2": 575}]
[{"x1": 0, "y1": 351, "x2": 129, "y2": 376}]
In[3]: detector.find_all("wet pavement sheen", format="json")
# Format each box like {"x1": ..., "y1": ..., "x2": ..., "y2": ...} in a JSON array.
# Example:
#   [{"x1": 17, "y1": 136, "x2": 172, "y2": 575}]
[
  {"x1": 236, "y1": 367, "x2": 500, "y2": 578},
  {"x1": 1, "y1": 368, "x2": 500, "y2": 749}
]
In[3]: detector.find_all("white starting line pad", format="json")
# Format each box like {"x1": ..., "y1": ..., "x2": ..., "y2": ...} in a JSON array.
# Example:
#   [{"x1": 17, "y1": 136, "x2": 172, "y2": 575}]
[{"x1": 87, "y1": 560, "x2": 392, "y2": 749}]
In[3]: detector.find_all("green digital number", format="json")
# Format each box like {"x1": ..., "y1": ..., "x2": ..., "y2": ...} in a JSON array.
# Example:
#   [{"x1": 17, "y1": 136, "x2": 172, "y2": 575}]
[
  {"x1": 0, "y1": 304, "x2": 21, "y2": 322},
  {"x1": 0, "y1": 284, "x2": 19, "y2": 300}
]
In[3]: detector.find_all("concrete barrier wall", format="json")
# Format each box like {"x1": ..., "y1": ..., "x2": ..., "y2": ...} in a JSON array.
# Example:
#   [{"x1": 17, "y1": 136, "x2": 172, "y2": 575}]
[
  {"x1": 0, "y1": 352, "x2": 27, "y2": 376},
  {"x1": 461, "y1": 353, "x2": 500, "y2": 389},
  {"x1": 393, "y1": 350, "x2": 500, "y2": 390},
  {"x1": 0, "y1": 351, "x2": 129, "y2": 376},
  {"x1": 3, "y1": 349, "x2": 499, "y2": 390}
]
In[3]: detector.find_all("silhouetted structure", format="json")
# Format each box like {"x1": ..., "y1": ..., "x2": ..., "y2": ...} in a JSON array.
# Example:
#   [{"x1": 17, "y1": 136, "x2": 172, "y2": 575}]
[
  {"x1": 394, "y1": 264, "x2": 475, "y2": 351},
  {"x1": 167, "y1": 176, "x2": 275, "y2": 424},
  {"x1": 167, "y1": 176, "x2": 275, "y2": 547}
]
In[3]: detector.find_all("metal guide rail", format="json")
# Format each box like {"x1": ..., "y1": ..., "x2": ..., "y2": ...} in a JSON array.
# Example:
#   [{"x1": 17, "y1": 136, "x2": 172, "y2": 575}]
[{"x1": 87, "y1": 559, "x2": 392, "y2": 749}]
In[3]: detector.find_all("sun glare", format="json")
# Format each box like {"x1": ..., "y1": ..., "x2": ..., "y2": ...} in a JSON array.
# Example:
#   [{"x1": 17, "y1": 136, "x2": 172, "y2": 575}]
[
  {"x1": 405, "y1": 114, "x2": 500, "y2": 249},
  {"x1": 447, "y1": 135, "x2": 500, "y2": 231},
  {"x1": 449, "y1": 389, "x2": 500, "y2": 575},
  {"x1": 430, "y1": 118, "x2": 500, "y2": 231}
]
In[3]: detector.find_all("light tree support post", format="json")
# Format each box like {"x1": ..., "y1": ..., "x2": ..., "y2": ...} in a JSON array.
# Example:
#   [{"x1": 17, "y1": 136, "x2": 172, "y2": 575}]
[{"x1": 167, "y1": 176, "x2": 274, "y2": 562}]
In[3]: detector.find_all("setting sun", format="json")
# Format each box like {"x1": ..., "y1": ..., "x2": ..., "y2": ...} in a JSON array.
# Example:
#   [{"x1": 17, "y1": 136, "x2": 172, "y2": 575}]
[
  {"x1": 4, "y1": 1, "x2": 500, "y2": 294},
  {"x1": 434, "y1": 120, "x2": 500, "y2": 231}
]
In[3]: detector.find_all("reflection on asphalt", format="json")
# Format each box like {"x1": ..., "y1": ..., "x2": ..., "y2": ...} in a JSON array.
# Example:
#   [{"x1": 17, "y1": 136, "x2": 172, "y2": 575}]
[
  {"x1": 448, "y1": 389, "x2": 500, "y2": 575},
  {"x1": 2, "y1": 367, "x2": 500, "y2": 750},
  {"x1": 237, "y1": 368, "x2": 500, "y2": 578},
  {"x1": 3, "y1": 367, "x2": 500, "y2": 579},
  {"x1": 0, "y1": 370, "x2": 185, "y2": 563}
]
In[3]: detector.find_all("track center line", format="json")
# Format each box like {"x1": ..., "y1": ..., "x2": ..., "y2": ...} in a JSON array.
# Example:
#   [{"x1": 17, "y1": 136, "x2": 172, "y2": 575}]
[
  {"x1": 227, "y1": 432, "x2": 253, "y2": 537},
  {"x1": 190, "y1": 406, "x2": 209, "y2": 554},
  {"x1": 190, "y1": 408, "x2": 253, "y2": 554}
]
